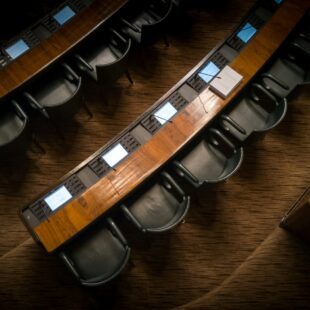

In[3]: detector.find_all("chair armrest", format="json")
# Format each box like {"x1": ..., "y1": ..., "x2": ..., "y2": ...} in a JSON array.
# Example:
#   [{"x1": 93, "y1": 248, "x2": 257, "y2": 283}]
[
  {"x1": 74, "y1": 54, "x2": 93, "y2": 72},
  {"x1": 11, "y1": 100, "x2": 28, "y2": 121},
  {"x1": 173, "y1": 160, "x2": 200, "y2": 184},
  {"x1": 299, "y1": 33, "x2": 310, "y2": 43},
  {"x1": 23, "y1": 92, "x2": 49, "y2": 119},
  {"x1": 121, "y1": 18, "x2": 140, "y2": 32},
  {"x1": 261, "y1": 72, "x2": 290, "y2": 91},
  {"x1": 106, "y1": 217, "x2": 128, "y2": 245},
  {"x1": 219, "y1": 114, "x2": 247, "y2": 135},
  {"x1": 208, "y1": 128, "x2": 237, "y2": 154},
  {"x1": 250, "y1": 83, "x2": 280, "y2": 112},
  {"x1": 161, "y1": 171, "x2": 186, "y2": 201},
  {"x1": 62, "y1": 63, "x2": 81, "y2": 84},
  {"x1": 290, "y1": 41, "x2": 310, "y2": 57},
  {"x1": 120, "y1": 205, "x2": 144, "y2": 231},
  {"x1": 59, "y1": 252, "x2": 81, "y2": 281},
  {"x1": 110, "y1": 28, "x2": 127, "y2": 44}
]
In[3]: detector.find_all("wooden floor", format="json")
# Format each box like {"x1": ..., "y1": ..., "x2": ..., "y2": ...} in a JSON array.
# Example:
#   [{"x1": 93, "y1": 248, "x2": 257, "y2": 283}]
[{"x1": 1, "y1": 1, "x2": 310, "y2": 309}]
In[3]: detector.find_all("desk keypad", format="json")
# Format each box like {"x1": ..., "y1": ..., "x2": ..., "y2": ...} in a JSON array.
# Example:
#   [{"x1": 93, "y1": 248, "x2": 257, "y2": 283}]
[
  {"x1": 29, "y1": 175, "x2": 86, "y2": 222},
  {"x1": 187, "y1": 51, "x2": 229, "y2": 93},
  {"x1": 141, "y1": 91, "x2": 188, "y2": 134}
]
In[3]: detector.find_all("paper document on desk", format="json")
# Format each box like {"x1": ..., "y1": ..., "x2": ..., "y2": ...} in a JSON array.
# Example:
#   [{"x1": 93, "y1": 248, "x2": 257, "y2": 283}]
[{"x1": 210, "y1": 65, "x2": 243, "y2": 98}]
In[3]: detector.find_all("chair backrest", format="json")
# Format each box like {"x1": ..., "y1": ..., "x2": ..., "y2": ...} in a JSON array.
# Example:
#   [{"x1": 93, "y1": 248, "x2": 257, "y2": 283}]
[{"x1": 0, "y1": 100, "x2": 30, "y2": 156}]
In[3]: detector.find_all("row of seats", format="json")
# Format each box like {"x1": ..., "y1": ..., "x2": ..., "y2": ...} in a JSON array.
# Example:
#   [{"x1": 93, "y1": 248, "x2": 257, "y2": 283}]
[
  {"x1": 57, "y1": 15, "x2": 310, "y2": 287},
  {"x1": 0, "y1": 0, "x2": 180, "y2": 157}
]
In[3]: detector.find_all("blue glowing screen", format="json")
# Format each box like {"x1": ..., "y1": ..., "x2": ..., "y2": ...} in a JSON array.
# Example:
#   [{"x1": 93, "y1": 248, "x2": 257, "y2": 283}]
[
  {"x1": 198, "y1": 61, "x2": 220, "y2": 83},
  {"x1": 5, "y1": 39, "x2": 29, "y2": 59},
  {"x1": 53, "y1": 6, "x2": 75, "y2": 25},
  {"x1": 237, "y1": 22, "x2": 257, "y2": 43}
]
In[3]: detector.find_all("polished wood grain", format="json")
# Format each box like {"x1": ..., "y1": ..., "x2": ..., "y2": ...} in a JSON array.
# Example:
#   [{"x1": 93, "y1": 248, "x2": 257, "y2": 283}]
[
  {"x1": 0, "y1": 0, "x2": 128, "y2": 100},
  {"x1": 32, "y1": 0, "x2": 310, "y2": 252}
]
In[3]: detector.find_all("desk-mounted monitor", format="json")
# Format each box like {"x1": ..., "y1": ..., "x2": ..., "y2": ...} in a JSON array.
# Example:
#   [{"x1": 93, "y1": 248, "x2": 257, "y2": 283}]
[
  {"x1": 44, "y1": 186, "x2": 72, "y2": 211},
  {"x1": 5, "y1": 39, "x2": 29, "y2": 59},
  {"x1": 102, "y1": 143, "x2": 128, "y2": 168},
  {"x1": 53, "y1": 5, "x2": 75, "y2": 25},
  {"x1": 237, "y1": 22, "x2": 257, "y2": 43},
  {"x1": 154, "y1": 102, "x2": 177, "y2": 125},
  {"x1": 198, "y1": 61, "x2": 221, "y2": 83}
]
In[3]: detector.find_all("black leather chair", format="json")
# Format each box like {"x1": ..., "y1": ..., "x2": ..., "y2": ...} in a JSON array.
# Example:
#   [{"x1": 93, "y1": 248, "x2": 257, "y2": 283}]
[
  {"x1": 121, "y1": 171, "x2": 190, "y2": 233},
  {"x1": 173, "y1": 128, "x2": 244, "y2": 188},
  {"x1": 120, "y1": 0, "x2": 175, "y2": 46},
  {"x1": 23, "y1": 63, "x2": 83, "y2": 120},
  {"x1": 218, "y1": 83, "x2": 287, "y2": 143},
  {"x1": 59, "y1": 217, "x2": 130, "y2": 287},
  {"x1": 0, "y1": 100, "x2": 30, "y2": 156},
  {"x1": 74, "y1": 29, "x2": 133, "y2": 84},
  {"x1": 260, "y1": 57, "x2": 309, "y2": 99},
  {"x1": 288, "y1": 33, "x2": 310, "y2": 62}
]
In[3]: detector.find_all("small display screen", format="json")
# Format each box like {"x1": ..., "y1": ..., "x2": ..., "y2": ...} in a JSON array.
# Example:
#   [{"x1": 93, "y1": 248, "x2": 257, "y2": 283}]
[
  {"x1": 274, "y1": 0, "x2": 282, "y2": 3},
  {"x1": 198, "y1": 61, "x2": 220, "y2": 83},
  {"x1": 102, "y1": 144, "x2": 129, "y2": 168},
  {"x1": 5, "y1": 39, "x2": 29, "y2": 59},
  {"x1": 154, "y1": 102, "x2": 177, "y2": 125},
  {"x1": 237, "y1": 22, "x2": 257, "y2": 43},
  {"x1": 53, "y1": 5, "x2": 75, "y2": 25},
  {"x1": 44, "y1": 186, "x2": 72, "y2": 211}
]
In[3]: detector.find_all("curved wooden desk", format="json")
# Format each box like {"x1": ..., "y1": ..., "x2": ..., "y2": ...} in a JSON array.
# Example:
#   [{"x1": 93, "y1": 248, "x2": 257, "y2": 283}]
[
  {"x1": 22, "y1": 0, "x2": 310, "y2": 252},
  {"x1": 0, "y1": 0, "x2": 128, "y2": 100}
]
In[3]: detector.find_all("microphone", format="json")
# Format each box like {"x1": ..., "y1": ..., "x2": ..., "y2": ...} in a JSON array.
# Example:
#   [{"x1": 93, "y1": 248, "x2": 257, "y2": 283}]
[
  {"x1": 152, "y1": 114, "x2": 173, "y2": 123},
  {"x1": 198, "y1": 95, "x2": 208, "y2": 114},
  {"x1": 42, "y1": 206, "x2": 50, "y2": 222},
  {"x1": 199, "y1": 72, "x2": 221, "y2": 79},
  {"x1": 238, "y1": 25, "x2": 254, "y2": 32}
]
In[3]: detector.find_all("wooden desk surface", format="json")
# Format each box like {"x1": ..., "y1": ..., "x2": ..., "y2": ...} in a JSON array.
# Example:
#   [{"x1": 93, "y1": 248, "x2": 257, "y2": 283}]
[
  {"x1": 0, "y1": 0, "x2": 128, "y2": 100},
  {"x1": 32, "y1": 0, "x2": 310, "y2": 252}
]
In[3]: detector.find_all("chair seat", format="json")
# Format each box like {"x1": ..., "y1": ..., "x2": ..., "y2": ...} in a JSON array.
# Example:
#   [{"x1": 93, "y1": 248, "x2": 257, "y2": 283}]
[
  {"x1": 129, "y1": 183, "x2": 183, "y2": 230},
  {"x1": 62, "y1": 223, "x2": 130, "y2": 285},
  {"x1": 74, "y1": 29, "x2": 132, "y2": 84},
  {"x1": 0, "y1": 110, "x2": 25, "y2": 146},
  {"x1": 83, "y1": 43, "x2": 120, "y2": 81},
  {"x1": 174, "y1": 128, "x2": 244, "y2": 187},
  {"x1": 34, "y1": 77, "x2": 78, "y2": 108},
  {"x1": 180, "y1": 141, "x2": 228, "y2": 183},
  {"x1": 225, "y1": 97, "x2": 271, "y2": 141},
  {"x1": 122, "y1": 172, "x2": 190, "y2": 232},
  {"x1": 124, "y1": 11, "x2": 158, "y2": 44},
  {"x1": 121, "y1": 0, "x2": 174, "y2": 46}
]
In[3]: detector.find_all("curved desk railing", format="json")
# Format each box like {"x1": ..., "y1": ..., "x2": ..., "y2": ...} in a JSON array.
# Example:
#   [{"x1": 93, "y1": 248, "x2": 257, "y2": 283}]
[
  {"x1": 20, "y1": 0, "x2": 310, "y2": 253},
  {"x1": 0, "y1": 0, "x2": 128, "y2": 100}
]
